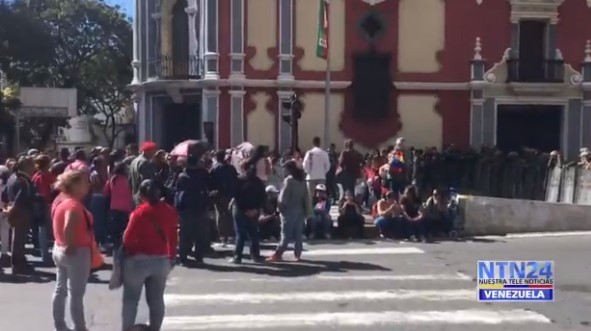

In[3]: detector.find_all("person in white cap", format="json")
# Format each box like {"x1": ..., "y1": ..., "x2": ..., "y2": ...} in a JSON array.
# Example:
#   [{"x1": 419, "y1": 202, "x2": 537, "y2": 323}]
[
  {"x1": 306, "y1": 184, "x2": 332, "y2": 239},
  {"x1": 259, "y1": 185, "x2": 281, "y2": 240}
]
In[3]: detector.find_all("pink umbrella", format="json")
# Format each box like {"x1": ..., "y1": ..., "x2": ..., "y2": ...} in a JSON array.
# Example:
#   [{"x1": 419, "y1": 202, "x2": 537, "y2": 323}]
[{"x1": 170, "y1": 140, "x2": 210, "y2": 157}]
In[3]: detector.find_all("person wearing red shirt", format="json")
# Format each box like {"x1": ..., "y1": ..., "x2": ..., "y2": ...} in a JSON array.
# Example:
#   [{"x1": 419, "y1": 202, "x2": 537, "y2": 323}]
[
  {"x1": 32, "y1": 154, "x2": 55, "y2": 263},
  {"x1": 121, "y1": 179, "x2": 178, "y2": 331}
]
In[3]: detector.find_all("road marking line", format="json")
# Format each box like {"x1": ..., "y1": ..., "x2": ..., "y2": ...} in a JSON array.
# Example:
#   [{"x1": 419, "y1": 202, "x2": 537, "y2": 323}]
[
  {"x1": 164, "y1": 289, "x2": 474, "y2": 305},
  {"x1": 473, "y1": 231, "x2": 591, "y2": 240},
  {"x1": 504, "y1": 231, "x2": 591, "y2": 238},
  {"x1": 161, "y1": 309, "x2": 550, "y2": 329},
  {"x1": 302, "y1": 247, "x2": 424, "y2": 256},
  {"x1": 214, "y1": 273, "x2": 472, "y2": 283}
]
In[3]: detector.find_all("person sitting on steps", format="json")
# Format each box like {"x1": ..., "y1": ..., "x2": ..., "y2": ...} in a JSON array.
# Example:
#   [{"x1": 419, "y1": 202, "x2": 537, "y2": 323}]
[
  {"x1": 337, "y1": 190, "x2": 364, "y2": 239},
  {"x1": 373, "y1": 191, "x2": 403, "y2": 239},
  {"x1": 306, "y1": 184, "x2": 332, "y2": 240}
]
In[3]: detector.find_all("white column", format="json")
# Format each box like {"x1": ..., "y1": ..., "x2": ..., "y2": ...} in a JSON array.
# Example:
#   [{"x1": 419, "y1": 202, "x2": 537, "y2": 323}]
[
  {"x1": 131, "y1": 0, "x2": 140, "y2": 84},
  {"x1": 277, "y1": 0, "x2": 294, "y2": 82},
  {"x1": 202, "y1": 89, "x2": 220, "y2": 148},
  {"x1": 229, "y1": 90, "x2": 246, "y2": 146},
  {"x1": 185, "y1": 2, "x2": 199, "y2": 77},
  {"x1": 229, "y1": 0, "x2": 245, "y2": 80},
  {"x1": 201, "y1": 0, "x2": 219, "y2": 80}
]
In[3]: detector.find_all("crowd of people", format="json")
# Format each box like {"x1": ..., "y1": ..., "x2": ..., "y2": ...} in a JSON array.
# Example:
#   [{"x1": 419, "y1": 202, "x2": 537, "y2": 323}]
[{"x1": 0, "y1": 136, "x2": 585, "y2": 330}]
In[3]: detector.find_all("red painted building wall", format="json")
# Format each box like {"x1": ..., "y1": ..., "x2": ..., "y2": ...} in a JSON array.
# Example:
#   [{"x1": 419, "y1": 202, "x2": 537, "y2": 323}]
[{"x1": 218, "y1": 0, "x2": 590, "y2": 150}]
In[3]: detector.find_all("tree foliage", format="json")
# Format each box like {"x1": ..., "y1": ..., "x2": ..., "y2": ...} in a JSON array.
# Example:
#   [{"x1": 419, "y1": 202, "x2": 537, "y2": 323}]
[{"x1": 0, "y1": 0, "x2": 133, "y2": 151}]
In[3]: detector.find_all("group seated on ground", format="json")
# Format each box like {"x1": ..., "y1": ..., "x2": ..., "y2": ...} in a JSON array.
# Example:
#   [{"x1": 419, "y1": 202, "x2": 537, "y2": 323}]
[{"x1": 373, "y1": 186, "x2": 458, "y2": 242}]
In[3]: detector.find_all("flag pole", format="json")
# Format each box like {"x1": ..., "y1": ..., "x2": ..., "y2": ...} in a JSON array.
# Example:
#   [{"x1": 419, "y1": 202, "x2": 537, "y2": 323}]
[
  {"x1": 323, "y1": 1, "x2": 330, "y2": 148},
  {"x1": 324, "y1": 46, "x2": 330, "y2": 148}
]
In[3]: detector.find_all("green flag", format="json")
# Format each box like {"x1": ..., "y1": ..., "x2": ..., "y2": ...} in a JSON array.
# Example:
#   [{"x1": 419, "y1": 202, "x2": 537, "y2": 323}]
[{"x1": 316, "y1": 0, "x2": 329, "y2": 59}]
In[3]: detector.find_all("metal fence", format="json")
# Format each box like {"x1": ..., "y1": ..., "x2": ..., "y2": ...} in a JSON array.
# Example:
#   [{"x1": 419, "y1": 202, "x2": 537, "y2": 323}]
[
  {"x1": 413, "y1": 153, "x2": 550, "y2": 201},
  {"x1": 545, "y1": 165, "x2": 591, "y2": 205}
]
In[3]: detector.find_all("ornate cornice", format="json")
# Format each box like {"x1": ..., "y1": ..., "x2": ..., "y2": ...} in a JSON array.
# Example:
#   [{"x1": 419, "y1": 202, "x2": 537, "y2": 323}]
[{"x1": 508, "y1": 0, "x2": 565, "y2": 23}]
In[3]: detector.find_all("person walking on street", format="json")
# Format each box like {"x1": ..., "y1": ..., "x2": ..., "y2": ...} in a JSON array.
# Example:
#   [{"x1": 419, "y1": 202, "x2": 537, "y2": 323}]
[
  {"x1": 174, "y1": 155, "x2": 210, "y2": 265},
  {"x1": 209, "y1": 150, "x2": 238, "y2": 245},
  {"x1": 121, "y1": 179, "x2": 178, "y2": 331},
  {"x1": 302, "y1": 137, "x2": 331, "y2": 200},
  {"x1": 229, "y1": 160, "x2": 266, "y2": 264},
  {"x1": 51, "y1": 170, "x2": 92, "y2": 331},
  {"x1": 267, "y1": 160, "x2": 312, "y2": 262}
]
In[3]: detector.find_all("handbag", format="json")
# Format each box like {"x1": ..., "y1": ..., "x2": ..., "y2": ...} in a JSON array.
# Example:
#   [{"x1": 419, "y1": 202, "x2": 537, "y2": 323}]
[
  {"x1": 82, "y1": 210, "x2": 105, "y2": 271},
  {"x1": 109, "y1": 214, "x2": 167, "y2": 290}
]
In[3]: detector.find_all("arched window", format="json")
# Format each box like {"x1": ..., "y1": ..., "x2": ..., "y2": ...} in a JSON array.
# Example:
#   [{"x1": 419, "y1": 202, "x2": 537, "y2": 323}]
[{"x1": 171, "y1": 0, "x2": 189, "y2": 78}]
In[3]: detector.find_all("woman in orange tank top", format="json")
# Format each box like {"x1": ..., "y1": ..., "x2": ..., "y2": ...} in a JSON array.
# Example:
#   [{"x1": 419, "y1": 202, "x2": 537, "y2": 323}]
[{"x1": 51, "y1": 170, "x2": 92, "y2": 331}]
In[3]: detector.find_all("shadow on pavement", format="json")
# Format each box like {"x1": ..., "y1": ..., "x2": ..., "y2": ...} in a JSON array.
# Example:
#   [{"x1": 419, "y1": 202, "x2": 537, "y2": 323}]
[
  {"x1": 190, "y1": 259, "x2": 390, "y2": 278},
  {"x1": 0, "y1": 269, "x2": 54, "y2": 283}
]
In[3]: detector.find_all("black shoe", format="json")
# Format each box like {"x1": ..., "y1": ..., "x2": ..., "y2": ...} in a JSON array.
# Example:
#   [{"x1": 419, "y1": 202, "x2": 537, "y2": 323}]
[{"x1": 228, "y1": 257, "x2": 242, "y2": 264}]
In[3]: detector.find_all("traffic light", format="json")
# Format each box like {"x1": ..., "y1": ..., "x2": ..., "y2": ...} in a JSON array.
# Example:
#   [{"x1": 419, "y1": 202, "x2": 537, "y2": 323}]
[{"x1": 281, "y1": 94, "x2": 302, "y2": 125}]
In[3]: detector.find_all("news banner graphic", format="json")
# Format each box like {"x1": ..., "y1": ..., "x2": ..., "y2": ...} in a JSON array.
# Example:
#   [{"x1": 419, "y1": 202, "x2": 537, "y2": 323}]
[{"x1": 477, "y1": 260, "x2": 554, "y2": 302}]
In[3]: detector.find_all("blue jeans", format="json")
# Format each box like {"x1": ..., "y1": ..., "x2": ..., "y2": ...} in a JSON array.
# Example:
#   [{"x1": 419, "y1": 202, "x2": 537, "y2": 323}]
[
  {"x1": 38, "y1": 223, "x2": 50, "y2": 261},
  {"x1": 109, "y1": 210, "x2": 129, "y2": 250},
  {"x1": 232, "y1": 208, "x2": 261, "y2": 261},
  {"x1": 374, "y1": 216, "x2": 403, "y2": 238},
  {"x1": 122, "y1": 255, "x2": 171, "y2": 331},
  {"x1": 275, "y1": 211, "x2": 305, "y2": 257},
  {"x1": 308, "y1": 211, "x2": 331, "y2": 238},
  {"x1": 89, "y1": 194, "x2": 108, "y2": 244}
]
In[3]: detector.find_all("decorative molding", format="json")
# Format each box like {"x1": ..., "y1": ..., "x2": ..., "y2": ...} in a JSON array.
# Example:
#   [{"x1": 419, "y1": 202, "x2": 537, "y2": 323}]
[
  {"x1": 165, "y1": 86, "x2": 183, "y2": 103},
  {"x1": 508, "y1": 0, "x2": 565, "y2": 23},
  {"x1": 473, "y1": 37, "x2": 482, "y2": 61},
  {"x1": 360, "y1": 0, "x2": 388, "y2": 5},
  {"x1": 483, "y1": 48, "x2": 512, "y2": 84},
  {"x1": 229, "y1": 89, "x2": 246, "y2": 97}
]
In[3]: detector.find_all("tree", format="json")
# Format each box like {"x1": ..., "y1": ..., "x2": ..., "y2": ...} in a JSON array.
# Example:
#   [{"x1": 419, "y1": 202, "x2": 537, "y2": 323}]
[
  {"x1": 4, "y1": 0, "x2": 133, "y2": 150},
  {"x1": 85, "y1": 50, "x2": 134, "y2": 148},
  {"x1": 0, "y1": 0, "x2": 54, "y2": 84}
]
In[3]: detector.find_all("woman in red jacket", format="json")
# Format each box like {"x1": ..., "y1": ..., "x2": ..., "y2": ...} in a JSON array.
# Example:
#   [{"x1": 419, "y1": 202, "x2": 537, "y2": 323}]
[{"x1": 121, "y1": 179, "x2": 178, "y2": 331}]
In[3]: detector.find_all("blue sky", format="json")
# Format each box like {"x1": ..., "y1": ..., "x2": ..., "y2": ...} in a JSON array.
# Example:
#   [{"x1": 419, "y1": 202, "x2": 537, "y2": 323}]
[{"x1": 105, "y1": 0, "x2": 134, "y2": 17}]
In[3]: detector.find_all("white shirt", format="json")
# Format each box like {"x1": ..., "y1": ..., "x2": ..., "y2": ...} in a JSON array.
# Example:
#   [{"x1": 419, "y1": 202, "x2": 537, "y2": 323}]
[{"x1": 302, "y1": 146, "x2": 331, "y2": 180}]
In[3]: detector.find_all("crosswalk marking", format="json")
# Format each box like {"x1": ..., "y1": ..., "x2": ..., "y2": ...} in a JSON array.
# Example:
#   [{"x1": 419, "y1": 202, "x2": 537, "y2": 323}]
[
  {"x1": 160, "y1": 244, "x2": 552, "y2": 330},
  {"x1": 213, "y1": 272, "x2": 472, "y2": 283},
  {"x1": 302, "y1": 247, "x2": 424, "y2": 256},
  {"x1": 162, "y1": 309, "x2": 551, "y2": 330},
  {"x1": 164, "y1": 289, "x2": 475, "y2": 305}
]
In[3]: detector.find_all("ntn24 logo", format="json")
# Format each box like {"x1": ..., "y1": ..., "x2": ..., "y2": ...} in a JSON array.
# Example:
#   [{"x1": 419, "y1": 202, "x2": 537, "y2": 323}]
[{"x1": 477, "y1": 261, "x2": 554, "y2": 279}]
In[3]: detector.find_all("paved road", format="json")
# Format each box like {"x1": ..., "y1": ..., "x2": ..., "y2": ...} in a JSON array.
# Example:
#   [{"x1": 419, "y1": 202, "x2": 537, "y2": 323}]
[{"x1": 0, "y1": 235, "x2": 588, "y2": 330}]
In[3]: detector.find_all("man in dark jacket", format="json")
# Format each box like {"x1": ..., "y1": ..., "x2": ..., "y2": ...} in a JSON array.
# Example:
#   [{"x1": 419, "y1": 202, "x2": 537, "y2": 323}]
[
  {"x1": 174, "y1": 155, "x2": 210, "y2": 265},
  {"x1": 209, "y1": 150, "x2": 238, "y2": 245},
  {"x1": 4, "y1": 156, "x2": 37, "y2": 274},
  {"x1": 129, "y1": 142, "x2": 158, "y2": 206}
]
